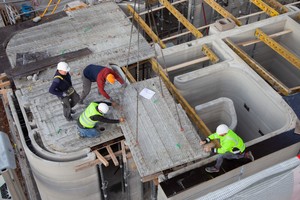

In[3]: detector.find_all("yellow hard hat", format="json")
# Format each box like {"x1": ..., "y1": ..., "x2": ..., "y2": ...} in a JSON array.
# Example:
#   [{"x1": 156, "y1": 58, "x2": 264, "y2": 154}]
[{"x1": 106, "y1": 74, "x2": 115, "y2": 84}]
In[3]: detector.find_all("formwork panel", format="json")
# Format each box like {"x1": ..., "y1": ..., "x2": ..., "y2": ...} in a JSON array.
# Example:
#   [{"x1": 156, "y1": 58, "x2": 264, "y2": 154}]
[{"x1": 226, "y1": 18, "x2": 300, "y2": 89}]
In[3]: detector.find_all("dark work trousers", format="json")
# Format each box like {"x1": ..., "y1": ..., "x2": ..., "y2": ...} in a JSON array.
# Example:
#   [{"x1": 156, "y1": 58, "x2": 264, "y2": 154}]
[
  {"x1": 215, "y1": 152, "x2": 245, "y2": 170},
  {"x1": 80, "y1": 74, "x2": 92, "y2": 103},
  {"x1": 60, "y1": 91, "x2": 80, "y2": 119}
]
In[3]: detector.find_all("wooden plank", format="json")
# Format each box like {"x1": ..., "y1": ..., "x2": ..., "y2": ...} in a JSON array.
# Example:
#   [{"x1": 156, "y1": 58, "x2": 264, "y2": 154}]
[
  {"x1": 237, "y1": 29, "x2": 292, "y2": 47},
  {"x1": 75, "y1": 150, "x2": 125, "y2": 172},
  {"x1": 106, "y1": 145, "x2": 119, "y2": 166},
  {"x1": 122, "y1": 67, "x2": 136, "y2": 83},
  {"x1": 121, "y1": 140, "x2": 127, "y2": 163},
  {"x1": 166, "y1": 56, "x2": 210, "y2": 72},
  {"x1": 0, "y1": 81, "x2": 10, "y2": 88},
  {"x1": 93, "y1": 150, "x2": 109, "y2": 167},
  {"x1": 5, "y1": 48, "x2": 92, "y2": 78},
  {"x1": 0, "y1": 89, "x2": 8, "y2": 105},
  {"x1": 0, "y1": 73, "x2": 8, "y2": 81},
  {"x1": 141, "y1": 172, "x2": 162, "y2": 182}
]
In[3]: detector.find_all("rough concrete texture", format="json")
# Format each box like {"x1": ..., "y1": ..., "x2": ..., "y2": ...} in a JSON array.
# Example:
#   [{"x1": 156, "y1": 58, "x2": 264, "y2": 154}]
[
  {"x1": 7, "y1": 1, "x2": 154, "y2": 88},
  {"x1": 5, "y1": 2, "x2": 154, "y2": 159},
  {"x1": 120, "y1": 77, "x2": 208, "y2": 178}
]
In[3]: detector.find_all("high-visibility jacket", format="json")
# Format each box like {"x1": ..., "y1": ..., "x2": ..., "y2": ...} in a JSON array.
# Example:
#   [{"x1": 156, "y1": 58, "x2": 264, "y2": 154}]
[
  {"x1": 79, "y1": 102, "x2": 103, "y2": 128},
  {"x1": 208, "y1": 129, "x2": 245, "y2": 154}
]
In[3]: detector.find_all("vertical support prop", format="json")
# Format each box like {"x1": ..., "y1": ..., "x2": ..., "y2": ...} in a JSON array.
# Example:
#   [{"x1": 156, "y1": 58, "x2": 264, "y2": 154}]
[{"x1": 98, "y1": 164, "x2": 108, "y2": 200}]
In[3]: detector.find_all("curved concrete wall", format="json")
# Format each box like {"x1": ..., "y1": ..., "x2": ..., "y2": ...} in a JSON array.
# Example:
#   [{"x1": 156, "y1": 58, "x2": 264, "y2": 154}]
[
  {"x1": 10, "y1": 91, "x2": 101, "y2": 200},
  {"x1": 174, "y1": 62, "x2": 296, "y2": 143}
]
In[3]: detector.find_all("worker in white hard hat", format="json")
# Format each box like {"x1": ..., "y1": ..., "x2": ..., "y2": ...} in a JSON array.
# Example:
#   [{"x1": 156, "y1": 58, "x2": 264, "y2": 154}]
[
  {"x1": 49, "y1": 62, "x2": 80, "y2": 121},
  {"x1": 77, "y1": 101, "x2": 125, "y2": 138},
  {"x1": 200, "y1": 124, "x2": 254, "y2": 173}
]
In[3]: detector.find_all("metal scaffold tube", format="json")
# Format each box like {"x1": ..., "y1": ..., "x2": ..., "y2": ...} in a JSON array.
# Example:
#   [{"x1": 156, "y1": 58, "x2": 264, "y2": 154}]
[{"x1": 98, "y1": 164, "x2": 108, "y2": 200}]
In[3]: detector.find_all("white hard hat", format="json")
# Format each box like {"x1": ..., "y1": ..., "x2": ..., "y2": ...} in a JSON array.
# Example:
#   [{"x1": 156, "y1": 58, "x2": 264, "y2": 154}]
[
  {"x1": 216, "y1": 124, "x2": 229, "y2": 135},
  {"x1": 98, "y1": 103, "x2": 109, "y2": 114},
  {"x1": 57, "y1": 62, "x2": 70, "y2": 72}
]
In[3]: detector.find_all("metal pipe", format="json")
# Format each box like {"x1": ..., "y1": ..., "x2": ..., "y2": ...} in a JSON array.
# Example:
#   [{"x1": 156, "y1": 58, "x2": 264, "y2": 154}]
[
  {"x1": 123, "y1": 161, "x2": 129, "y2": 200},
  {"x1": 151, "y1": 181, "x2": 158, "y2": 200},
  {"x1": 98, "y1": 164, "x2": 108, "y2": 200}
]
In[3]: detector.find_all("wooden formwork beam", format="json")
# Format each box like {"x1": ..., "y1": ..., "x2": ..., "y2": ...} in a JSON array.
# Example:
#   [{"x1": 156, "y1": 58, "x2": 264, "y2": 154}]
[
  {"x1": 204, "y1": 0, "x2": 242, "y2": 26},
  {"x1": 263, "y1": 0, "x2": 289, "y2": 14},
  {"x1": 122, "y1": 67, "x2": 137, "y2": 83},
  {"x1": 127, "y1": 5, "x2": 166, "y2": 49},
  {"x1": 106, "y1": 145, "x2": 119, "y2": 166},
  {"x1": 250, "y1": 0, "x2": 279, "y2": 17},
  {"x1": 75, "y1": 140, "x2": 129, "y2": 171},
  {"x1": 166, "y1": 56, "x2": 210, "y2": 72},
  {"x1": 93, "y1": 150, "x2": 109, "y2": 167},
  {"x1": 150, "y1": 58, "x2": 211, "y2": 137},
  {"x1": 237, "y1": 29, "x2": 292, "y2": 47},
  {"x1": 255, "y1": 28, "x2": 300, "y2": 70},
  {"x1": 201, "y1": 44, "x2": 220, "y2": 64},
  {"x1": 225, "y1": 38, "x2": 291, "y2": 96},
  {"x1": 159, "y1": 0, "x2": 203, "y2": 38}
]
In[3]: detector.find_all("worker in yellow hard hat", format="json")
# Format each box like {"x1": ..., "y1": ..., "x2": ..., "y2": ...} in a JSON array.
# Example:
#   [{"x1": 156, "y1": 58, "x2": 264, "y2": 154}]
[{"x1": 79, "y1": 64, "x2": 125, "y2": 104}]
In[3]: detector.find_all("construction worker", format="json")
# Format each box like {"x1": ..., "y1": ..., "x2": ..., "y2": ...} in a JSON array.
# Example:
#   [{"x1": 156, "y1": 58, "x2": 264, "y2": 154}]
[
  {"x1": 200, "y1": 124, "x2": 254, "y2": 173},
  {"x1": 79, "y1": 64, "x2": 125, "y2": 104},
  {"x1": 77, "y1": 101, "x2": 125, "y2": 138},
  {"x1": 49, "y1": 62, "x2": 80, "y2": 121}
]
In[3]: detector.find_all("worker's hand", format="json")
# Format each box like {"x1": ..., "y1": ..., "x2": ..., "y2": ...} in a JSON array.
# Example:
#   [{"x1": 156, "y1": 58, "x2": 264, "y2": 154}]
[
  {"x1": 111, "y1": 101, "x2": 119, "y2": 108},
  {"x1": 200, "y1": 140, "x2": 206, "y2": 145},
  {"x1": 119, "y1": 117, "x2": 125, "y2": 123},
  {"x1": 204, "y1": 146, "x2": 211, "y2": 152}
]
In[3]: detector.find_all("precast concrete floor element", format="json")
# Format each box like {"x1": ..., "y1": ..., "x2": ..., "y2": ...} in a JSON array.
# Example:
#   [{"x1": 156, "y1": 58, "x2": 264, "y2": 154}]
[
  {"x1": 5, "y1": 2, "x2": 154, "y2": 157},
  {"x1": 6, "y1": 1, "x2": 154, "y2": 81},
  {"x1": 120, "y1": 77, "x2": 208, "y2": 178},
  {"x1": 16, "y1": 77, "x2": 125, "y2": 154}
]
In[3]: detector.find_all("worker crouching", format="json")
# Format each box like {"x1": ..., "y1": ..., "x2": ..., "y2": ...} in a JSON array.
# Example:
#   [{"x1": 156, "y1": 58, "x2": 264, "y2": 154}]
[
  {"x1": 200, "y1": 124, "x2": 254, "y2": 173},
  {"x1": 77, "y1": 101, "x2": 125, "y2": 138}
]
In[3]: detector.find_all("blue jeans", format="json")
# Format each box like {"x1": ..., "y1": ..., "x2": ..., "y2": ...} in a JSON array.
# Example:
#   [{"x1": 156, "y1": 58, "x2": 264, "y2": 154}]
[
  {"x1": 215, "y1": 152, "x2": 245, "y2": 169},
  {"x1": 77, "y1": 126, "x2": 100, "y2": 138}
]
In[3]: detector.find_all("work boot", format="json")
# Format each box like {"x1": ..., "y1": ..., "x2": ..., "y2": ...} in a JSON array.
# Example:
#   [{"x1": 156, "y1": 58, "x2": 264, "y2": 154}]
[
  {"x1": 245, "y1": 151, "x2": 255, "y2": 161},
  {"x1": 66, "y1": 116, "x2": 73, "y2": 121},
  {"x1": 205, "y1": 166, "x2": 219, "y2": 173}
]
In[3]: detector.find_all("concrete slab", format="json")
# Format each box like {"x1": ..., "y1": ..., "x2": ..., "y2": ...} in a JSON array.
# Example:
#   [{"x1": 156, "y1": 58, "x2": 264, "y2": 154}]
[
  {"x1": 6, "y1": 1, "x2": 154, "y2": 88},
  {"x1": 120, "y1": 77, "x2": 208, "y2": 178}
]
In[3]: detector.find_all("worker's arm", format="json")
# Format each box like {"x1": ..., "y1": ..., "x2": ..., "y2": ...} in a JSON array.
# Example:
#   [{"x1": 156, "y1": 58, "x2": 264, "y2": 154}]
[
  {"x1": 90, "y1": 115, "x2": 120, "y2": 123},
  {"x1": 96, "y1": 79, "x2": 110, "y2": 99},
  {"x1": 49, "y1": 79, "x2": 64, "y2": 98},
  {"x1": 213, "y1": 140, "x2": 234, "y2": 154},
  {"x1": 201, "y1": 133, "x2": 218, "y2": 145}
]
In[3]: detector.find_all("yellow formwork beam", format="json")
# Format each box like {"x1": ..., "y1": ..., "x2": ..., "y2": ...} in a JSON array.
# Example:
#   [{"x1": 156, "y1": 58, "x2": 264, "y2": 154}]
[
  {"x1": 158, "y1": 0, "x2": 203, "y2": 38},
  {"x1": 202, "y1": 44, "x2": 219, "y2": 64},
  {"x1": 250, "y1": 0, "x2": 279, "y2": 17},
  {"x1": 225, "y1": 38, "x2": 291, "y2": 96},
  {"x1": 204, "y1": 0, "x2": 242, "y2": 26},
  {"x1": 255, "y1": 28, "x2": 300, "y2": 70},
  {"x1": 150, "y1": 58, "x2": 211, "y2": 137},
  {"x1": 263, "y1": 0, "x2": 288, "y2": 14},
  {"x1": 127, "y1": 5, "x2": 166, "y2": 49}
]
